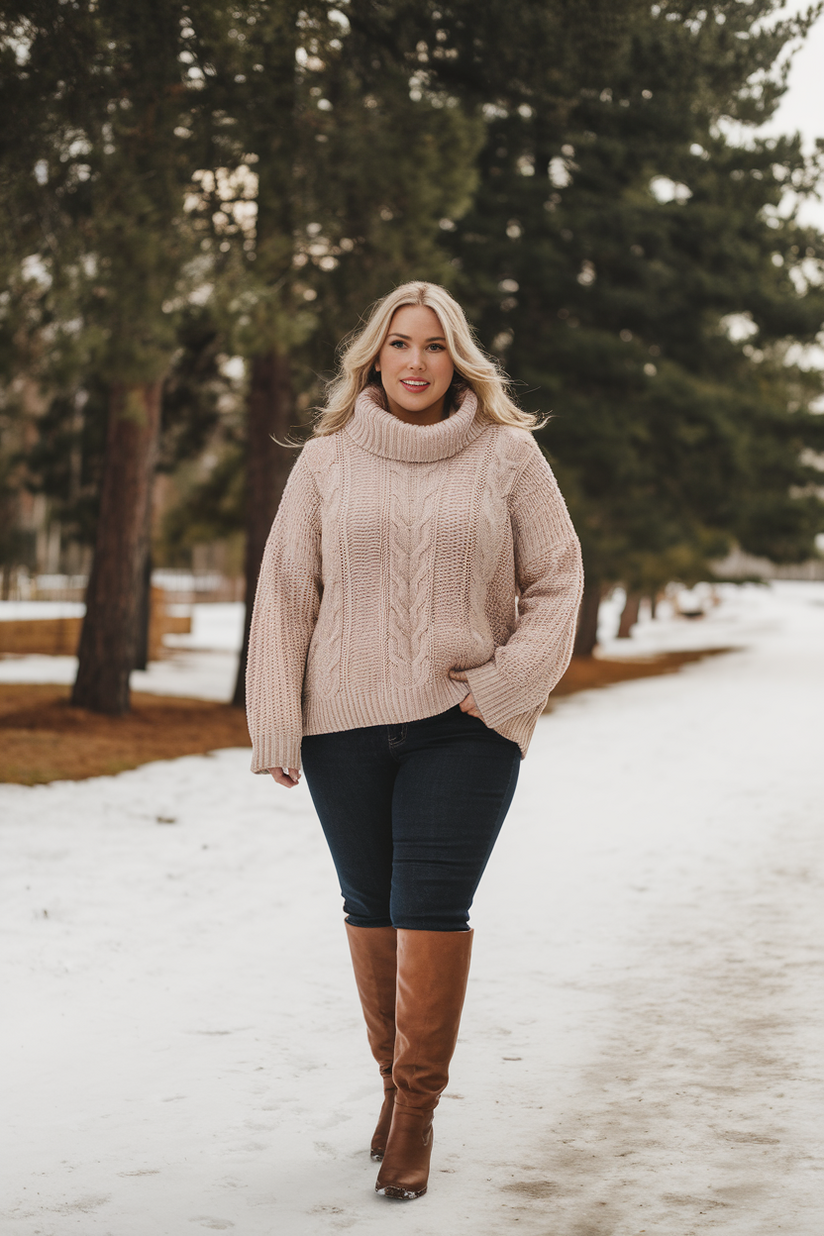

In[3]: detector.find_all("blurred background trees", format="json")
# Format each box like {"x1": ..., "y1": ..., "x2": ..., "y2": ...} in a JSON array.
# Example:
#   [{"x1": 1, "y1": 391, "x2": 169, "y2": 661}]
[
  {"x1": 1, "y1": 0, "x2": 822, "y2": 706},
  {"x1": 436, "y1": 0, "x2": 824, "y2": 649}
]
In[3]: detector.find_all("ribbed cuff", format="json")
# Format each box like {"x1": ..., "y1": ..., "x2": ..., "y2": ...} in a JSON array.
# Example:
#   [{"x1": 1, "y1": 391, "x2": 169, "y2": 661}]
[
  {"x1": 250, "y1": 733, "x2": 302, "y2": 775},
  {"x1": 463, "y1": 660, "x2": 528, "y2": 731}
]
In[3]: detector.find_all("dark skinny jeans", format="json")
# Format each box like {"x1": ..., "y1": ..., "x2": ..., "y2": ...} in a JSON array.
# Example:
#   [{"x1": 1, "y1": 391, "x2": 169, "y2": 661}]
[{"x1": 301, "y1": 705, "x2": 520, "y2": 932}]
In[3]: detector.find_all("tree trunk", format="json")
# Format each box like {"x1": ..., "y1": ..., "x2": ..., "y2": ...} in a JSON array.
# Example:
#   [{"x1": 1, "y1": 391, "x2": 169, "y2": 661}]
[
  {"x1": 72, "y1": 381, "x2": 162, "y2": 714},
  {"x1": 573, "y1": 579, "x2": 603, "y2": 658},
  {"x1": 617, "y1": 590, "x2": 641, "y2": 639},
  {"x1": 232, "y1": 350, "x2": 296, "y2": 708},
  {"x1": 133, "y1": 550, "x2": 152, "y2": 671}
]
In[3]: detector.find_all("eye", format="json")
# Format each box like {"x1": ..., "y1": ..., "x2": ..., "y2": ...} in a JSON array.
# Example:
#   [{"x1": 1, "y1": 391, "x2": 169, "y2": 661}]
[
  {"x1": 427, "y1": 343, "x2": 445, "y2": 352},
  {"x1": 389, "y1": 339, "x2": 406, "y2": 349}
]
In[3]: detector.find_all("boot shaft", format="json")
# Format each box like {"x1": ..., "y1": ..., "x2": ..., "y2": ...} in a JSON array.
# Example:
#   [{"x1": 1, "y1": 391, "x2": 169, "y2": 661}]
[
  {"x1": 345, "y1": 922, "x2": 398, "y2": 1075},
  {"x1": 392, "y1": 928, "x2": 474, "y2": 1110}
]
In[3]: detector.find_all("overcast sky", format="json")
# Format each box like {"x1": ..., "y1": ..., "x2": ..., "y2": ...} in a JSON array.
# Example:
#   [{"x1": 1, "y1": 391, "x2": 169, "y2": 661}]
[{"x1": 758, "y1": 0, "x2": 824, "y2": 229}]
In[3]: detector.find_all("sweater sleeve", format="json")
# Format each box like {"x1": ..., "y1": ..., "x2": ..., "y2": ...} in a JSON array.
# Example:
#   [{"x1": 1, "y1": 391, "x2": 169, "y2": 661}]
[
  {"x1": 464, "y1": 442, "x2": 584, "y2": 729},
  {"x1": 246, "y1": 450, "x2": 322, "y2": 773}
]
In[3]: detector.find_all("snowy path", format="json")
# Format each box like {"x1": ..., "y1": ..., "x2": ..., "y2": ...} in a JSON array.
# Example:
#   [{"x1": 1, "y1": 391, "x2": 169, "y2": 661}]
[{"x1": 2, "y1": 584, "x2": 823, "y2": 1235}]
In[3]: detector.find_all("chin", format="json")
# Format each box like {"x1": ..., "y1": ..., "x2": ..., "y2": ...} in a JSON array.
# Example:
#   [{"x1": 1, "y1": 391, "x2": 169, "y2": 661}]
[{"x1": 391, "y1": 391, "x2": 447, "y2": 416}]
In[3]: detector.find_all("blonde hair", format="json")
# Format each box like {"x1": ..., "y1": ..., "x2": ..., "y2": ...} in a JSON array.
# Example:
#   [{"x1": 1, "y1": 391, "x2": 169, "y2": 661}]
[{"x1": 312, "y1": 281, "x2": 542, "y2": 436}]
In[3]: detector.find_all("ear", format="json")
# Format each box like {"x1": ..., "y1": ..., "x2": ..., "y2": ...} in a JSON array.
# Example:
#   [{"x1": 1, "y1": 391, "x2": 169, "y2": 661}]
[{"x1": 373, "y1": 358, "x2": 381, "y2": 372}]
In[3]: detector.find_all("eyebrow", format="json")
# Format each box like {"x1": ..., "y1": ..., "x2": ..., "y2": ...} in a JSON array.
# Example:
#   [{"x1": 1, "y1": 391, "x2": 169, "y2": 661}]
[{"x1": 387, "y1": 332, "x2": 446, "y2": 341}]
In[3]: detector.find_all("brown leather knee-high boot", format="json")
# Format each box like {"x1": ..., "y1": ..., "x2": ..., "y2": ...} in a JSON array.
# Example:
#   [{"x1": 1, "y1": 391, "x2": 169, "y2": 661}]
[
  {"x1": 344, "y1": 923, "x2": 398, "y2": 1160},
  {"x1": 375, "y1": 928, "x2": 473, "y2": 1200}
]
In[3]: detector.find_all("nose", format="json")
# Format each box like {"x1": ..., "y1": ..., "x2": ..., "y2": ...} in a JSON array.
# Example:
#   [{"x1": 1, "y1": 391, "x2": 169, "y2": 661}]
[{"x1": 408, "y1": 349, "x2": 425, "y2": 369}]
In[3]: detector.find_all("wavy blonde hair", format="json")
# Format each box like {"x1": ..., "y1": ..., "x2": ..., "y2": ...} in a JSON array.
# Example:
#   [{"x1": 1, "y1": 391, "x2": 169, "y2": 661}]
[{"x1": 312, "y1": 281, "x2": 541, "y2": 436}]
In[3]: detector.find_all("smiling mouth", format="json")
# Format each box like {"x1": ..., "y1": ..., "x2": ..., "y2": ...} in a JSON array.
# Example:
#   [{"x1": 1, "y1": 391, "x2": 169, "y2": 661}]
[{"x1": 400, "y1": 379, "x2": 430, "y2": 392}]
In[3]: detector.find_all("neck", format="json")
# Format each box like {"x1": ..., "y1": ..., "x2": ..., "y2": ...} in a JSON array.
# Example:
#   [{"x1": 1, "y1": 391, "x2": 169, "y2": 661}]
[{"x1": 384, "y1": 391, "x2": 448, "y2": 426}]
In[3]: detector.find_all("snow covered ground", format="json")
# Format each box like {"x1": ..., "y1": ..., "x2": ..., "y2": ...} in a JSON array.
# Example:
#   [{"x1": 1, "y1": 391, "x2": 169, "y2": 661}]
[
  {"x1": 0, "y1": 602, "x2": 87, "y2": 621},
  {"x1": 0, "y1": 601, "x2": 243, "y2": 700},
  {"x1": 1, "y1": 582, "x2": 823, "y2": 1235},
  {"x1": 0, "y1": 648, "x2": 239, "y2": 701},
  {"x1": 0, "y1": 583, "x2": 797, "y2": 702}
]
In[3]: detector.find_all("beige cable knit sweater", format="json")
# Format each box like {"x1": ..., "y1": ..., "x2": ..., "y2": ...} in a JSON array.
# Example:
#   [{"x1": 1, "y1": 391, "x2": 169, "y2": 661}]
[{"x1": 246, "y1": 387, "x2": 583, "y2": 772}]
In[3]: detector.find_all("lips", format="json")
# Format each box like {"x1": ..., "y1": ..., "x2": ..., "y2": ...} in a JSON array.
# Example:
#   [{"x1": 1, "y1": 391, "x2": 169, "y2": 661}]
[{"x1": 400, "y1": 379, "x2": 430, "y2": 393}]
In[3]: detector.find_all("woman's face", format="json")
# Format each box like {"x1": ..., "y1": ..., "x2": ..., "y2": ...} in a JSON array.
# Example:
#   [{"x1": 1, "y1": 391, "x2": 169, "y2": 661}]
[{"x1": 374, "y1": 304, "x2": 455, "y2": 426}]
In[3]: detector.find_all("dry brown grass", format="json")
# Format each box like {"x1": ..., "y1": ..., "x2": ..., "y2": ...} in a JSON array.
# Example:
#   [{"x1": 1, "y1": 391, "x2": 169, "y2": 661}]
[
  {"x1": 0, "y1": 645, "x2": 734, "y2": 785},
  {"x1": 0, "y1": 684, "x2": 250, "y2": 786},
  {"x1": 546, "y1": 646, "x2": 735, "y2": 703}
]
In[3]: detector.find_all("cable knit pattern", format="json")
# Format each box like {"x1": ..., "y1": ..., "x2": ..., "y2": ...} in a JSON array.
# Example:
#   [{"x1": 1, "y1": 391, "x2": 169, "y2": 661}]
[
  {"x1": 247, "y1": 387, "x2": 584, "y2": 772},
  {"x1": 386, "y1": 457, "x2": 441, "y2": 689}
]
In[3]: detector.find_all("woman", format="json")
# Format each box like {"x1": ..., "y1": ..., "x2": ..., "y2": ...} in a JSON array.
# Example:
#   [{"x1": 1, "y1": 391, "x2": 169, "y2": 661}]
[{"x1": 246, "y1": 281, "x2": 583, "y2": 1200}]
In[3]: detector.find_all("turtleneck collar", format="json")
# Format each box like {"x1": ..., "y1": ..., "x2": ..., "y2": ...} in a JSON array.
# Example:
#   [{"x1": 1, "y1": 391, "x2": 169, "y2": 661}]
[{"x1": 344, "y1": 386, "x2": 484, "y2": 463}]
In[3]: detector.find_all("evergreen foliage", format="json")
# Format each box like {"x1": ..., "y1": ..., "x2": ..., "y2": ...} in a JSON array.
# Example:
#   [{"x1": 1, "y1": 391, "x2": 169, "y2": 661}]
[
  {"x1": 1, "y1": 0, "x2": 823, "y2": 675},
  {"x1": 426, "y1": 0, "x2": 824, "y2": 633}
]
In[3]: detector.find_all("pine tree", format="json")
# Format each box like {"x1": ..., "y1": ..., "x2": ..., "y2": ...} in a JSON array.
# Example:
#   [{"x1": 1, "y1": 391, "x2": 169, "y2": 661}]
[
  {"x1": 6, "y1": 0, "x2": 822, "y2": 693},
  {"x1": 427, "y1": 0, "x2": 824, "y2": 651},
  {"x1": 179, "y1": 1, "x2": 484, "y2": 705},
  {"x1": 2, "y1": 0, "x2": 483, "y2": 708},
  {"x1": 0, "y1": 0, "x2": 244, "y2": 710}
]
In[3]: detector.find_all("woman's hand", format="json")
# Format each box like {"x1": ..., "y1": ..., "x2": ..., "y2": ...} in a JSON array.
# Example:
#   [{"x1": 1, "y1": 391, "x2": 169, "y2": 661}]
[
  {"x1": 268, "y1": 767, "x2": 301, "y2": 788},
  {"x1": 448, "y1": 669, "x2": 485, "y2": 721}
]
